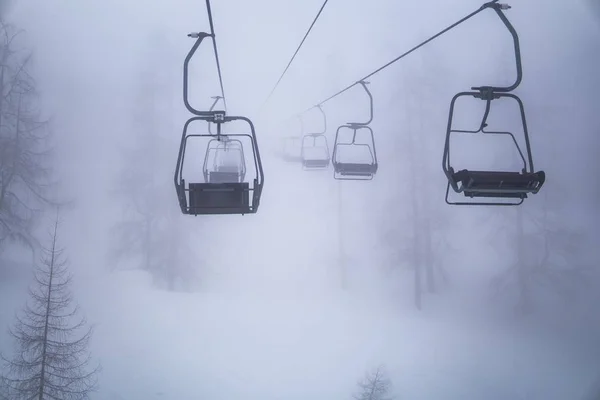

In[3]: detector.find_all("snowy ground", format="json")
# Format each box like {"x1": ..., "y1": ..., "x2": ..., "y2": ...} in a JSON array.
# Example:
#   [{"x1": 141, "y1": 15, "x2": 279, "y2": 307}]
[
  {"x1": 56, "y1": 272, "x2": 600, "y2": 400},
  {"x1": 1, "y1": 157, "x2": 599, "y2": 400}
]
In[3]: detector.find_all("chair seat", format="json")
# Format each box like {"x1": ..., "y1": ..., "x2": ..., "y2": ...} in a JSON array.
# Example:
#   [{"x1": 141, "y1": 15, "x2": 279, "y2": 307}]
[
  {"x1": 334, "y1": 162, "x2": 378, "y2": 176},
  {"x1": 452, "y1": 169, "x2": 545, "y2": 198},
  {"x1": 188, "y1": 182, "x2": 250, "y2": 214}
]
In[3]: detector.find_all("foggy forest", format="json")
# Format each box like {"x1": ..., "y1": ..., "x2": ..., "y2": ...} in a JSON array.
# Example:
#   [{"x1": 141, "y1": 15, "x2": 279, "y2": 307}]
[{"x1": 1, "y1": 0, "x2": 600, "y2": 399}]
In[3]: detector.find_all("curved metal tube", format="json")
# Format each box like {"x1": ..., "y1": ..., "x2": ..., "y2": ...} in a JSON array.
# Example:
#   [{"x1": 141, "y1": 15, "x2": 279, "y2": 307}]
[
  {"x1": 472, "y1": 2, "x2": 522, "y2": 93},
  {"x1": 310, "y1": 105, "x2": 327, "y2": 135},
  {"x1": 183, "y1": 32, "x2": 225, "y2": 116},
  {"x1": 318, "y1": 105, "x2": 327, "y2": 134},
  {"x1": 347, "y1": 80, "x2": 373, "y2": 126}
]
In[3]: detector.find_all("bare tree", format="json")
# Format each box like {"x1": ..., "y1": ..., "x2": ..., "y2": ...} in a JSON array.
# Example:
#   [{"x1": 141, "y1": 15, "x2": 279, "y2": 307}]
[
  {"x1": 0, "y1": 212, "x2": 101, "y2": 399},
  {"x1": 381, "y1": 48, "x2": 454, "y2": 310},
  {"x1": 487, "y1": 107, "x2": 593, "y2": 314},
  {"x1": 489, "y1": 186, "x2": 593, "y2": 315},
  {"x1": 109, "y1": 31, "x2": 198, "y2": 291},
  {"x1": 0, "y1": 21, "x2": 55, "y2": 256},
  {"x1": 353, "y1": 365, "x2": 394, "y2": 400}
]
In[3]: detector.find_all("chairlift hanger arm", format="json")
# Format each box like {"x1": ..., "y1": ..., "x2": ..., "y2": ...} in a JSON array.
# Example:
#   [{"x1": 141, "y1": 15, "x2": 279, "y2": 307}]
[
  {"x1": 308, "y1": 104, "x2": 327, "y2": 135},
  {"x1": 183, "y1": 32, "x2": 217, "y2": 116},
  {"x1": 472, "y1": 2, "x2": 522, "y2": 93},
  {"x1": 317, "y1": 105, "x2": 326, "y2": 134},
  {"x1": 183, "y1": 0, "x2": 228, "y2": 116},
  {"x1": 347, "y1": 80, "x2": 373, "y2": 126}
]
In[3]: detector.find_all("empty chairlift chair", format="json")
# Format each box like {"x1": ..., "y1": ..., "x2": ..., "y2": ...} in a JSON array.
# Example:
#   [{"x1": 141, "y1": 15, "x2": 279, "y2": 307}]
[
  {"x1": 332, "y1": 81, "x2": 378, "y2": 180},
  {"x1": 175, "y1": 116, "x2": 263, "y2": 215},
  {"x1": 442, "y1": 2, "x2": 545, "y2": 206},
  {"x1": 300, "y1": 105, "x2": 331, "y2": 170},
  {"x1": 174, "y1": 31, "x2": 264, "y2": 216},
  {"x1": 301, "y1": 135, "x2": 330, "y2": 170}
]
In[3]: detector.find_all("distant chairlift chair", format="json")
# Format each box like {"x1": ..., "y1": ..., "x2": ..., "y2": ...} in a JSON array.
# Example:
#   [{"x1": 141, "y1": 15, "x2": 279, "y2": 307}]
[
  {"x1": 332, "y1": 80, "x2": 378, "y2": 180},
  {"x1": 301, "y1": 105, "x2": 331, "y2": 170}
]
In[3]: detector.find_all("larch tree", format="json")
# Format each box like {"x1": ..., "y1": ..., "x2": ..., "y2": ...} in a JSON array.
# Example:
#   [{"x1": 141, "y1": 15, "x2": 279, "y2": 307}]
[
  {"x1": 0, "y1": 212, "x2": 100, "y2": 399},
  {"x1": 0, "y1": 21, "x2": 55, "y2": 258},
  {"x1": 353, "y1": 365, "x2": 394, "y2": 400}
]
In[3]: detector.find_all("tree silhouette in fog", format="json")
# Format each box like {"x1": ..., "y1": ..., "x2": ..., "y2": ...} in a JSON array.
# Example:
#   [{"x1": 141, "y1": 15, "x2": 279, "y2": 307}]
[
  {"x1": 382, "y1": 47, "x2": 453, "y2": 310},
  {"x1": 0, "y1": 21, "x2": 56, "y2": 259},
  {"x1": 353, "y1": 365, "x2": 394, "y2": 400},
  {"x1": 109, "y1": 31, "x2": 198, "y2": 291},
  {"x1": 488, "y1": 109, "x2": 593, "y2": 315},
  {"x1": 0, "y1": 212, "x2": 100, "y2": 399}
]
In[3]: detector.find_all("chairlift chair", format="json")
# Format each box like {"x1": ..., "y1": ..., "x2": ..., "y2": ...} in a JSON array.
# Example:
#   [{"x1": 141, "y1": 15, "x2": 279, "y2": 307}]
[
  {"x1": 332, "y1": 81, "x2": 378, "y2": 180},
  {"x1": 442, "y1": 2, "x2": 545, "y2": 206},
  {"x1": 174, "y1": 31, "x2": 264, "y2": 216},
  {"x1": 302, "y1": 135, "x2": 330, "y2": 170},
  {"x1": 301, "y1": 105, "x2": 330, "y2": 170},
  {"x1": 176, "y1": 115, "x2": 263, "y2": 215}
]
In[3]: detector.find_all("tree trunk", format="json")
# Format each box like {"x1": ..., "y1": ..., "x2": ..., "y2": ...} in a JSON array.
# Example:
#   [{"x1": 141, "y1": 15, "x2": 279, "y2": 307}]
[
  {"x1": 338, "y1": 181, "x2": 346, "y2": 290},
  {"x1": 0, "y1": 58, "x2": 6, "y2": 209},
  {"x1": 38, "y1": 218, "x2": 59, "y2": 399}
]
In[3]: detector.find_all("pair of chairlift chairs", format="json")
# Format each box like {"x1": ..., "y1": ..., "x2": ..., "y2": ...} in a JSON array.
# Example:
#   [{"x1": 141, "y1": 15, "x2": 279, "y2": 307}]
[{"x1": 281, "y1": 81, "x2": 379, "y2": 181}]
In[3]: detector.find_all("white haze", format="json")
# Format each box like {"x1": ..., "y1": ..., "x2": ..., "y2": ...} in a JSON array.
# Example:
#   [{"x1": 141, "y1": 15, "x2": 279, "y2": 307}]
[{"x1": 1, "y1": 0, "x2": 600, "y2": 399}]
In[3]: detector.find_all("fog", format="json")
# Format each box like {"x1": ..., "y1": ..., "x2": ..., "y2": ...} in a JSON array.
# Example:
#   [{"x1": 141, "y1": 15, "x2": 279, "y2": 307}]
[{"x1": 1, "y1": 0, "x2": 600, "y2": 399}]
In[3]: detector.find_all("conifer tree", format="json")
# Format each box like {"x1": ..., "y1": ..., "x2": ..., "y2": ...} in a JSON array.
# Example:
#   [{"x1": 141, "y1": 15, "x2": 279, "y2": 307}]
[{"x1": 1, "y1": 213, "x2": 100, "y2": 399}]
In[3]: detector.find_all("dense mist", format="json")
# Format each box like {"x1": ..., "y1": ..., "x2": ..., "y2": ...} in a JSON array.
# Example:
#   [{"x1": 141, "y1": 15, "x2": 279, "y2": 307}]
[{"x1": 1, "y1": 0, "x2": 599, "y2": 399}]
